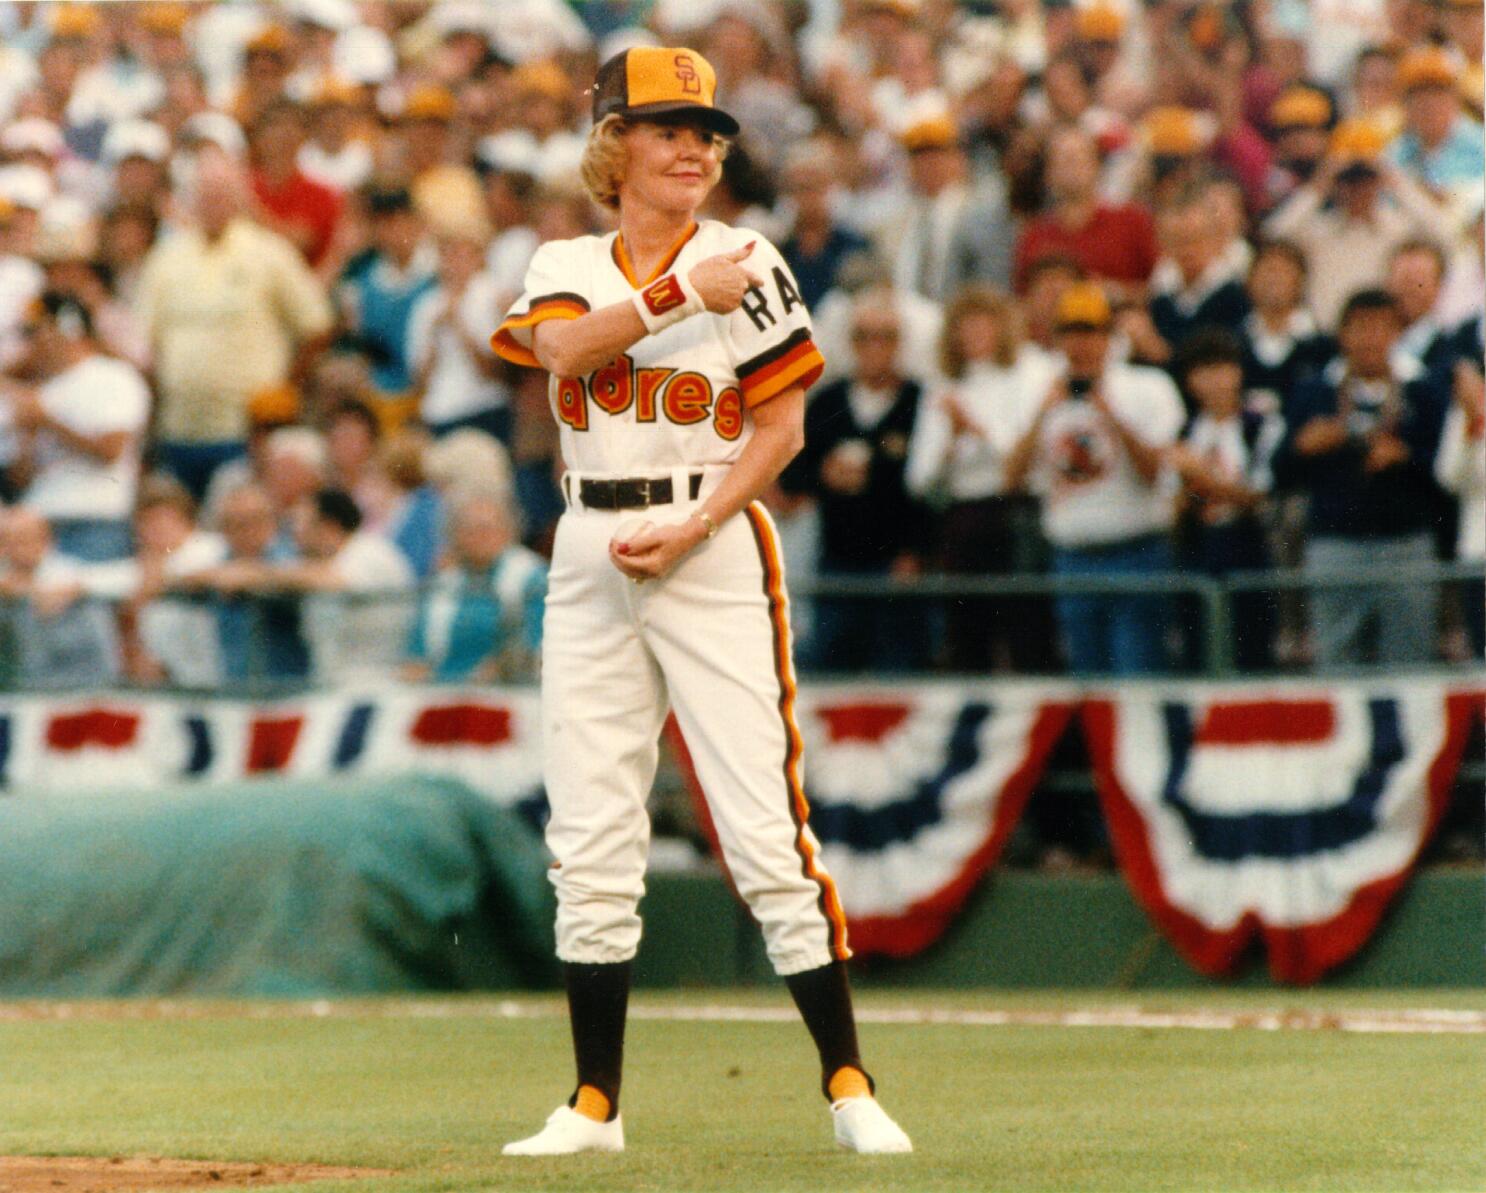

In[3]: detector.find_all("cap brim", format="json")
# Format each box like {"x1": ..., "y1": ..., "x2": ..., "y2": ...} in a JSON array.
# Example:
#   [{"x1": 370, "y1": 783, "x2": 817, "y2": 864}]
[{"x1": 617, "y1": 101, "x2": 740, "y2": 136}]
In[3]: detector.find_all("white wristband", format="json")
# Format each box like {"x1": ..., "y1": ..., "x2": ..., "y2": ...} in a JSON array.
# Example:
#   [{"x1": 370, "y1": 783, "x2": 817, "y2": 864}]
[{"x1": 632, "y1": 269, "x2": 706, "y2": 335}]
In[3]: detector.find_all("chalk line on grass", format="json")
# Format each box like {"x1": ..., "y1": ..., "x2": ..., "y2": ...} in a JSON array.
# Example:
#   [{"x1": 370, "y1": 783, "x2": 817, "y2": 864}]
[{"x1": 0, "y1": 1000, "x2": 1483, "y2": 1035}]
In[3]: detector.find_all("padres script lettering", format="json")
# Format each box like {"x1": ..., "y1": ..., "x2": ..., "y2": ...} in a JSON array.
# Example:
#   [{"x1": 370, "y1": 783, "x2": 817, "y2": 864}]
[{"x1": 555, "y1": 352, "x2": 743, "y2": 440}]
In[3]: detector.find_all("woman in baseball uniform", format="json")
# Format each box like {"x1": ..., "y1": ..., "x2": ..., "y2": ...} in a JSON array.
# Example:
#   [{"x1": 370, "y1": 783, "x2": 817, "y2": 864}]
[{"x1": 490, "y1": 47, "x2": 910, "y2": 1156}]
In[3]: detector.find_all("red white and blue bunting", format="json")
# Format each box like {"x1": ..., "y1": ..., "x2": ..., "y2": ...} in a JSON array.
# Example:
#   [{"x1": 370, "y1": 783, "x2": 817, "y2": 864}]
[
  {"x1": 1083, "y1": 684, "x2": 1482, "y2": 983},
  {"x1": 0, "y1": 679, "x2": 1477, "y2": 982}
]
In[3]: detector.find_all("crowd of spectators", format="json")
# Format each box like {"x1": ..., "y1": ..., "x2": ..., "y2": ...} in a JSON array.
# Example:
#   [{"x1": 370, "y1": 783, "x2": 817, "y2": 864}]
[{"x1": 0, "y1": 0, "x2": 1480, "y2": 688}]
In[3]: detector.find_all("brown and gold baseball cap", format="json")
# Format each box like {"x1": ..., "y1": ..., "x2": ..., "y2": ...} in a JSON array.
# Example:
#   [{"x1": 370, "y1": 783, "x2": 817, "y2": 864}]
[{"x1": 592, "y1": 47, "x2": 739, "y2": 136}]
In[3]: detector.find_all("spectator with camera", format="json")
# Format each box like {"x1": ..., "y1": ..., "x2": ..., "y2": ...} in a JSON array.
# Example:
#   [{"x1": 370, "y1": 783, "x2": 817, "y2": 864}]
[
  {"x1": 1264, "y1": 120, "x2": 1452, "y2": 330},
  {"x1": 1277, "y1": 289, "x2": 1450, "y2": 666},
  {"x1": 1004, "y1": 282, "x2": 1185, "y2": 675}
]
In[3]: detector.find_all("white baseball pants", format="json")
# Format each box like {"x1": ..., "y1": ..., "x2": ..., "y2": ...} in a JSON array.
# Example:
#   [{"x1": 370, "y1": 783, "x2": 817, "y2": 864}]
[{"x1": 540, "y1": 478, "x2": 850, "y2": 976}]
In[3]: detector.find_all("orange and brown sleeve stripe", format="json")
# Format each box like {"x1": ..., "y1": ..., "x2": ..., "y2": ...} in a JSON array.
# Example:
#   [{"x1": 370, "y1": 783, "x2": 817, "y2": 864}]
[
  {"x1": 744, "y1": 502, "x2": 852, "y2": 963},
  {"x1": 489, "y1": 292, "x2": 591, "y2": 368},
  {"x1": 736, "y1": 328, "x2": 826, "y2": 408}
]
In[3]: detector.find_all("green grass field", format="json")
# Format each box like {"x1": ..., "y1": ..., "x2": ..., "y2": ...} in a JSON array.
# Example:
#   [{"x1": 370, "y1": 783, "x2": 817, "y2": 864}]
[{"x1": 2, "y1": 990, "x2": 1484, "y2": 1193}]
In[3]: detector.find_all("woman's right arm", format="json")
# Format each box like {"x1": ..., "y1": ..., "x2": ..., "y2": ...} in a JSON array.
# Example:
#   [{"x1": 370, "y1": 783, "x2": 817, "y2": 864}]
[
  {"x1": 532, "y1": 300, "x2": 649, "y2": 378},
  {"x1": 532, "y1": 246, "x2": 761, "y2": 378}
]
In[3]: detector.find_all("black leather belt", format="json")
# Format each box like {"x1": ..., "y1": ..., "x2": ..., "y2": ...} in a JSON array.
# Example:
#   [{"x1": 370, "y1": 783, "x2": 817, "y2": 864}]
[{"x1": 576, "y1": 473, "x2": 703, "y2": 510}]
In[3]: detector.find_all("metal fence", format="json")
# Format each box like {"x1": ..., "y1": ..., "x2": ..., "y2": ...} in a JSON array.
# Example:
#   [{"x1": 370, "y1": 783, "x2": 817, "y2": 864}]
[{"x1": 0, "y1": 560, "x2": 1480, "y2": 693}]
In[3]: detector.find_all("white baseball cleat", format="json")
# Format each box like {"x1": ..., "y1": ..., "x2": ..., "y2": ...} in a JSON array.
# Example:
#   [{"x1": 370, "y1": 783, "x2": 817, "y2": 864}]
[
  {"x1": 832, "y1": 1096, "x2": 913, "y2": 1153},
  {"x1": 502, "y1": 1105, "x2": 625, "y2": 1156}
]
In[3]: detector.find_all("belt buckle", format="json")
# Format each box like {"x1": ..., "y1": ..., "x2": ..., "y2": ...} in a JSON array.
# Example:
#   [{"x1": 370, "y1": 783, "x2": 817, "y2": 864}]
[{"x1": 637, "y1": 478, "x2": 654, "y2": 509}]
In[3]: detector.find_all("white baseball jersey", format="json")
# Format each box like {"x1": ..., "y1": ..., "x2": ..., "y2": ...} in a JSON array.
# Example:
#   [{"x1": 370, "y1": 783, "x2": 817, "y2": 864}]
[
  {"x1": 492, "y1": 219, "x2": 824, "y2": 474},
  {"x1": 489, "y1": 217, "x2": 850, "y2": 978}
]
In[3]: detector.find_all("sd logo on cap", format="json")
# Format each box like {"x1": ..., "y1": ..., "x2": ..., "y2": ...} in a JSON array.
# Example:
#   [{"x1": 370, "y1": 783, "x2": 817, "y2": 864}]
[{"x1": 592, "y1": 47, "x2": 740, "y2": 136}]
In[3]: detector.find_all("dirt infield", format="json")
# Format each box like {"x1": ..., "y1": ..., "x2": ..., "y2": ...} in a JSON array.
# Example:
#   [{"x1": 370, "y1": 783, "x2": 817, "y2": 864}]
[{"x1": 0, "y1": 1156, "x2": 390, "y2": 1192}]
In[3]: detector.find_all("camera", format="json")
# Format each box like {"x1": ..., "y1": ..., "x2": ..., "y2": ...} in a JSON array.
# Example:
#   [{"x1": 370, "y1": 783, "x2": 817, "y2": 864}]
[{"x1": 1067, "y1": 377, "x2": 1094, "y2": 399}]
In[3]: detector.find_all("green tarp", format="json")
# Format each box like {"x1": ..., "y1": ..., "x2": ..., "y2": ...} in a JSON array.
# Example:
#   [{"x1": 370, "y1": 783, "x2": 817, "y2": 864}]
[{"x1": 0, "y1": 775, "x2": 557, "y2": 996}]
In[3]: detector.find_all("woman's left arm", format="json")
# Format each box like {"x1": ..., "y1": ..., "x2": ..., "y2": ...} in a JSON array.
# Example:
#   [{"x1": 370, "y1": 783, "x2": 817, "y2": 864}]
[{"x1": 610, "y1": 386, "x2": 806, "y2": 581}]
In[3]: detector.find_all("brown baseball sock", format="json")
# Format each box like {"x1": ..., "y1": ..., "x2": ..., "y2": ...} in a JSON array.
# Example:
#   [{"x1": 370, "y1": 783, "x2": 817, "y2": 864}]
[
  {"x1": 564, "y1": 961, "x2": 631, "y2": 1122},
  {"x1": 784, "y1": 960, "x2": 874, "y2": 1101}
]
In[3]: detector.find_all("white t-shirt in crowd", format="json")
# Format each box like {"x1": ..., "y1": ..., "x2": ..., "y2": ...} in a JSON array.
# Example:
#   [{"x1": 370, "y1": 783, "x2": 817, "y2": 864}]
[
  {"x1": 906, "y1": 347, "x2": 1059, "y2": 502},
  {"x1": 24, "y1": 354, "x2": 151, "y2": 521},
  {"x1": 407, "y1": 272, "x2": 510, "y2": 425},
  {"x1": 1024, "y1": 362, "x2": 1185, "y2": 549}
]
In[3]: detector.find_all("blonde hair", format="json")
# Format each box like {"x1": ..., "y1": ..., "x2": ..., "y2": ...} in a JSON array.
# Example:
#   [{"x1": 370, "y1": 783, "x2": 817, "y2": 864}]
[
  {"x1": 580, "y1": 114, "x2": 730, "y2": 211},
  {"x1": 939, "y1": 285, "x2": 1025, "y2": 378}
]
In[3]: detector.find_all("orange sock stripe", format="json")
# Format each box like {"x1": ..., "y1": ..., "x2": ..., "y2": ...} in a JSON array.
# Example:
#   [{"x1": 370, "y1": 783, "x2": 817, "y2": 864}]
[
  {"x1": 573, "y1": 1084, "x2": 611, "y2": 1122},
  {"x1": 745, "y1": 503, "x2": 851, "y2": 962},
  {"x1": 828, "y1": 1066, "x2": 872, "y2": 1101}
]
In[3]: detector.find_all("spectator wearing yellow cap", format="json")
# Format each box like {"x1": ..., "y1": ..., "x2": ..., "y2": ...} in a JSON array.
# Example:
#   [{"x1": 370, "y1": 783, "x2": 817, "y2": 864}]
[
  {"x1": 1266, "y1": 85, "x2": 1335, "y2": 203},
  {"x1": 1003, "y1": 282, "x2": 1185, "y2": 676},
  {"x1": 31, "y1": 8, "x2": 98, "y2": 127},
  {"x1": 1070, "y1": 0, "x2": 1144, "y2": 116},
  {"x1": 392, "y1": 83, "x2": 462, "y2": 189},
  {"x1": 234, "y1": 23, "x2": 296, "y2": 130},
  {"x1": 137, "y1": 4, "x2": 195, "y2": 70},
  {"x1": 888, "y1": 108, "x2": 1015, "y2": 301},
  {"x1": 1387, "y1": 46, "x2": 1485, "y2": 195},
  {"x1": 298, "y1": 76, "x2": 375, "y2": 195},
  {"x1": 1266, "y1": 118, "x2": 1454, "y2": 328}
]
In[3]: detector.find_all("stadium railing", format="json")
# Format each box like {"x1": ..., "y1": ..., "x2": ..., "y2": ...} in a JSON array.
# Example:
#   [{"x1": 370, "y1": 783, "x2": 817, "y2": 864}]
[{"x1": 0, "y1": 560, "x2": 1479, "y2": 691}]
